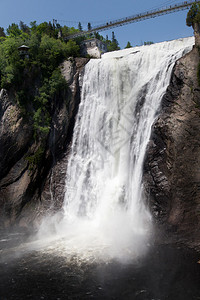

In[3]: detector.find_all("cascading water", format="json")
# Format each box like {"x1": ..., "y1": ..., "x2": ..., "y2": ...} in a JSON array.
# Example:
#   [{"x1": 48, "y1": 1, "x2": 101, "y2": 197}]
[
  {"x1": 2, "y1": 37, "x2": 200, "y2": 300},
  {"x1": 38, "y1": 37, "x2": 194, "y2": 261}
]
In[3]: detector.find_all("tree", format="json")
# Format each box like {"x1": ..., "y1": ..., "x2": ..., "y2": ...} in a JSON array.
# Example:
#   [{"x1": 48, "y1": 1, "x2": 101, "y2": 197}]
[
  {"x1": 87, "y1": 22, "x2": 92, "y2": 31},
  {"x1": 36, "y1": 22, "x2": 50, "y2": 36},
  {"x1": 30, "y1": 21, "x2": 37, "y2": 32},
  {"x1": 19, "y1": 21, "x2": 30, "y2": 34},
  {"x1": 94, "y1": 32, "x2": 102, "y2": 40},
  {"x1": 186, "y1": 3, "x2": 200, "y2": 28},
  {"x1": 78, "y1": 22, "x2": 83, "y2": 32},
  {"x1": 39, "y1": 35, "x2": 66, "y2": 74},
  {"x1": 27, "y1": 32, "x2": 40, "y2": 58},
  {"x1": 7, "y1": 23, "x2": 21, "y2": 36},
  {"x1": 112, "y1": 32, "x2": 115, "y2": 43},
  {"x1": 65, "y1": 40, "x2": 80, "y2": 57},
  {"x1": 112, "y1": 31, "x2": 120, "y2": 47},
  {"x1": 107, "y1": 31, "x2": 120, "y2": 52},
  {"x1": 125, "y1": 41, "x2": 132, "y2": 48},
  {"x1": 0, "y1": 36, "x2": 24, "y2": 88},
  {"x1": 0, "y1": 27, "x2": 5, "y2": 37}
]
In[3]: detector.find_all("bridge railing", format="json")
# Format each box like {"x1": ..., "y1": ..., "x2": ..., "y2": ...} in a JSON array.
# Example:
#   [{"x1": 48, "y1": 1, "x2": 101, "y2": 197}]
[{"x1": 66, "y1": 0, "x2": 200, "y2": 40}]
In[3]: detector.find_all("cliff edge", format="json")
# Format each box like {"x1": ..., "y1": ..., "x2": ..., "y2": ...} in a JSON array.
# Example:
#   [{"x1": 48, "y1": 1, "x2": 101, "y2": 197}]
[{"x1": 144, "y1": 42, "x2": 200, "y2": 248}]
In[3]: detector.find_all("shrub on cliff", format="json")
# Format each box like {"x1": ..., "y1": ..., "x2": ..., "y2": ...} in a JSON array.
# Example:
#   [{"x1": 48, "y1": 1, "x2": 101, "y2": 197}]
[{"x1": 0, "y1": 22, "x2": 78, "y2": 147}]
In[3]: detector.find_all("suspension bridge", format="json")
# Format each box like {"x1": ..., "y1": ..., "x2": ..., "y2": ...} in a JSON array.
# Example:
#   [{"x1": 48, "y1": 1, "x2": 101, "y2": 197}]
[{"x1": 66, "y1": 0, "x2": 200, "y2": 40}]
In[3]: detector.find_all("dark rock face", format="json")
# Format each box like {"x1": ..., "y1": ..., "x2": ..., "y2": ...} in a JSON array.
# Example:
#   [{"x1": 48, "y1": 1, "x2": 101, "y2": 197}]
[
  {"x1": 0, "y1": 58, "x2": 89, "y2": 229},
  {"x1": 144, "y1": 47, "x2": 200, "y2": 248}
]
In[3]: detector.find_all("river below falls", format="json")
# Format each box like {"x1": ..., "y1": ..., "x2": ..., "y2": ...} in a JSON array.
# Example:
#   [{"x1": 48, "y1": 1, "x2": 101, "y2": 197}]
[{"x1": 0, "y1": 231, "x2": 200, "y2": 300}]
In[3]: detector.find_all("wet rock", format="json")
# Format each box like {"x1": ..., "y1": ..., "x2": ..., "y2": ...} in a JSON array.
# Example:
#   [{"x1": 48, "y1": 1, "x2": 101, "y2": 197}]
[
  {"x1": 0, "y1": 58, "x2": 89, "y2": 229},
  {"x1": 144, "y1": 46, "x2": 200, "y2": 248}
]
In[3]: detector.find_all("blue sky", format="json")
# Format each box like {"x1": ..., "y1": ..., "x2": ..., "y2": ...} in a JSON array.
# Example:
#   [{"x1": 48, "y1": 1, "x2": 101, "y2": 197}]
[{"x1": 0, "y1": 0, "x2": 194, "y2": 48}]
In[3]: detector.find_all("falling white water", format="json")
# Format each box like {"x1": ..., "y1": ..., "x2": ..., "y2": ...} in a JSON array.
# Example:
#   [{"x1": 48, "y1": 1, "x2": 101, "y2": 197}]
[{"x1": 38, "y1": 37, "x2": 194, "y2": 261}]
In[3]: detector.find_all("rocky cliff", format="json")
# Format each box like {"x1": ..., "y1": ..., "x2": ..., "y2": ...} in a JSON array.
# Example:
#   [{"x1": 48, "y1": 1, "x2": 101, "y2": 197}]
[
  {"x1": 0, "y1": 58, "x2": 89, "y2": 229},
  {"x1": 144, "y1": 43, "x2": 200, "y2": 248}
]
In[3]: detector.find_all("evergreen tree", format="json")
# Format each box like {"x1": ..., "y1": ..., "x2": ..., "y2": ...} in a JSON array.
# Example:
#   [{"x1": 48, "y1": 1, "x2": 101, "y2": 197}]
[
  {"x1": 48, "y1": 21, "x2": 54, "y2": 37},
  {"x1": 94, "y1": 32, "x2": 101, "y2": 40},
  {"x1": 19, "y1": 21, "x2": 30, "y2": 34},
  {"x1": 87, "y1": 22, "x2": 91, "y2": 31},
  {"x1": 112, "y1": 31, "x2": 116, "y2": 43},
  {"x1": 30, "y1": 21, "x2": 37, "y2": 32},
  {"x1": 125, "y1": 41, "x2": 132, "y2": 48},
  {"x1": 0, "y1": 27, "x2": 6, "y2": 37},
  {"x1": 78, "y1": 22, "x2": 83, "y2": 32},
  {"x1": 107, "y1": 32, "x2": 120, "y2": 52}
]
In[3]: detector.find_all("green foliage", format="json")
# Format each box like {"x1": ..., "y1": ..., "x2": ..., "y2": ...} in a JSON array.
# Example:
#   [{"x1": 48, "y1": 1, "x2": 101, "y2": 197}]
[
  {"x1": 94, "y1": 32, "x2": 102, "y2": 40},
  {"x1": 125, "y1": 41, "x2": 132, "y2": 48},
  {"x1": 25, "y1": 145, "x2": 45, "y2": 170},
  {"x1": 0, "y1": 21, "x2": 75, "y2": 145},
  {"x1": 106, "y1": 41, "x2": 120, "y2": 52},
  {"x1": 27, "y1": 32, "x2": 40, "y2": 59},
  {"x1": 78, "y1": 22, "x2": 83, "y2": 32},
  {"x1": 7, "y1": 23, "x2": 22, "y2": 36},
  {"x1": 36, "y1": 22, "x2": 50, "y2": 35},
  {"x1": 32, "y1": 69, "x2": 67, "y2": 140},
  {"x1": 0, "y1": 35, "x2": 25, "y2": 89},
  {"x1": 33, "y1": 107, "x2": 50, "y2": 140},
  {"x1": 36, "y1": 21, "x2": 59, "y2": 38},
  {"x1": 39, "y1": 34, "x2": 67, "y2": 75},
  {"x1": 0, "y1": 27, "x2": 5, "y2": 37},
  {"x1": 186, "y1": 3, "x2": 200, "y2": 28},
  {"x1": 0, "y1": 21, "x2": 80, "y2": 92},
  {"x1": 30, "y1": 21, "x2": 37, "y2": 33},
  {"x1": 0, "y1": 20, "x2": 122, "y2": 169},
  {"x1": 19, "y1": 21, "x2": 30, "y2": 34},
  {"x1": 65, "y1": 39, "x2": 80, "y2": 57},
  {"x1": 61, "y1": 26, "x2": 80, "y2": 39},
  {"x1": 106, "y1": 31, "x2": 120, "y2": 52},
  {"x1": 32, "y1": 68, "x2": 67, "y2": 139},
  {"x1": 48, "y1": 68, "x2": 68, "y2": 95}
]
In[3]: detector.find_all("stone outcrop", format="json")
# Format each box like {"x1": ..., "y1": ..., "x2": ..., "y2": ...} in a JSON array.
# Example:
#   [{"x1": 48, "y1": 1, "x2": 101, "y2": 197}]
[
  {"x1": 0, "y1": 57, "x2": 89, "y2": 229},
  {"x1": 144, "y1": 46, "x2": 200, "y2": 248},
  {"x1": 194, "y1": 22, "x2": 200, "y2": 47}
]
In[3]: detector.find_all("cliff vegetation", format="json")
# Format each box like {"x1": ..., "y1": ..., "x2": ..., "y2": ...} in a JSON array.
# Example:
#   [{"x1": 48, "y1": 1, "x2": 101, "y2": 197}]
[{"x1": 0, "y1": 21, "x2": 90, "y2": 227}]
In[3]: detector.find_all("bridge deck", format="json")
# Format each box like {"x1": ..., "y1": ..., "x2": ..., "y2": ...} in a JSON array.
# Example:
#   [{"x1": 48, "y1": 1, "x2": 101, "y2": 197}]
[{"x1": 66, "y1": 0, "x2": 200, "y2": 40}]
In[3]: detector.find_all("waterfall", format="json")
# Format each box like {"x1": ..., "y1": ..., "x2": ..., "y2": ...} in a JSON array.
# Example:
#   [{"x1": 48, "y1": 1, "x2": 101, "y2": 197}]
[{"x1": 38, "y1": 37, "x2": 194, "y2": 261}]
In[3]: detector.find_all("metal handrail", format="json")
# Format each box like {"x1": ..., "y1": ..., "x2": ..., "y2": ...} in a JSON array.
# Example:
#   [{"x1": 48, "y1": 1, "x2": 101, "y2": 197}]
[{"x1": 66, "y1": 0, "x2": 200, "y2": 40}]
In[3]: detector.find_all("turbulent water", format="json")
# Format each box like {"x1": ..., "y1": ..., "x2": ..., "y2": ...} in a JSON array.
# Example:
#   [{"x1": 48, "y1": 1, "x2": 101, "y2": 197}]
[{"x1": 38, "y1": 37, "x2": 194, "y2": 261}]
